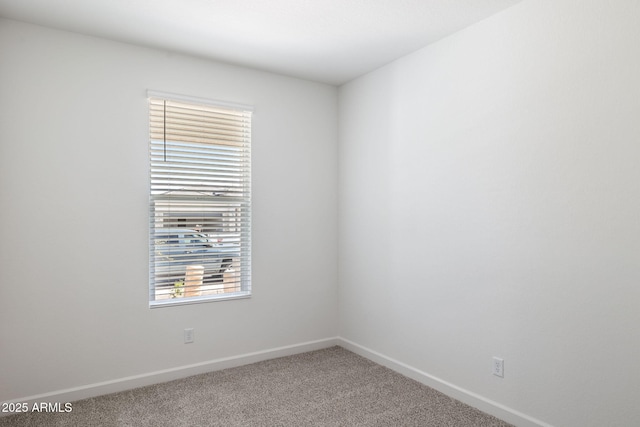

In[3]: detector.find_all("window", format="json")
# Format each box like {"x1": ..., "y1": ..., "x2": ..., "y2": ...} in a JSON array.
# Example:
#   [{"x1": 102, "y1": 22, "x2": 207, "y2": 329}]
[{"x1": 148, "y1": 92, "x2": 252, "y2": 307}]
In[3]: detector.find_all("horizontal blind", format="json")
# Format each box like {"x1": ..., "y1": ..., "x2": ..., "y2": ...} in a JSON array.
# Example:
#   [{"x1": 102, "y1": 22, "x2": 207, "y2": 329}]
[{"x1": 149, "y1": 97, "x2": 251, "y2": 306}]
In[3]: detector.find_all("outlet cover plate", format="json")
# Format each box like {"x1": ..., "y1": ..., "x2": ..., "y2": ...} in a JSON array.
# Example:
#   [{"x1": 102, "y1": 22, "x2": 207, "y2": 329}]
[
  {"x1": 492, "y1": 357, "x2": 504, "y2": 377},
  {"x1": 184, "y1": 328, "x2": 194, "y2": 344}
]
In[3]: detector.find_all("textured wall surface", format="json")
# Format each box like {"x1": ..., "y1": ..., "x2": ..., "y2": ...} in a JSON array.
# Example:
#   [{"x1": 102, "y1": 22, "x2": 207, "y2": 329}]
[
  {"x1": 0, "y1": 18, "x2": 338, "y2": 402},
  {"x1": 338, "y1": 1, "x2": 640, "y2": 426}
]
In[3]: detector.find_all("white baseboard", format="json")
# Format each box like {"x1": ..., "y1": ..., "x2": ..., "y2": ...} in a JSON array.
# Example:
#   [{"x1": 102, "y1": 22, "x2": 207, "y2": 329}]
[
  {"x1": 4, "y1": 336, "x2": 552, "y2": 426},
  {"x1": 337, "y1": 337, "x2": 554, "y2": 427},
  {"x1": 1, "y1": 337, "x2": 339, "y2": 416}
]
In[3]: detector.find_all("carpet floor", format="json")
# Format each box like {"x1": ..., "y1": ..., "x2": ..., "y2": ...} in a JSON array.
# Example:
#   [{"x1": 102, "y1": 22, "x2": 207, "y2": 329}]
[{"x1": 1, "y1": 346, "x2": 513, "y2": 426}]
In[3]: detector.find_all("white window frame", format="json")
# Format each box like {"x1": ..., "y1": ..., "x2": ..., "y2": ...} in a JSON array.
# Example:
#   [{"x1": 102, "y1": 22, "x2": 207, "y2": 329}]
[{"x1": 148, "y1": 91, "x2": 252, "y2": 307}]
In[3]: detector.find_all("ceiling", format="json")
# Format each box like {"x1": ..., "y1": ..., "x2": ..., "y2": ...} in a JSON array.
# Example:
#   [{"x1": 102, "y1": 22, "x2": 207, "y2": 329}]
[{"x1": 0, "y1": 0, "x2": 522, "y2": 85}]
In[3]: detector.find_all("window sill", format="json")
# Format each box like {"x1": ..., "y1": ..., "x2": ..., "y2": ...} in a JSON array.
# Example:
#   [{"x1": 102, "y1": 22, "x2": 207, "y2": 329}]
[{"x1": 149, "y1": 291, "x2": 251, "y2": 308}]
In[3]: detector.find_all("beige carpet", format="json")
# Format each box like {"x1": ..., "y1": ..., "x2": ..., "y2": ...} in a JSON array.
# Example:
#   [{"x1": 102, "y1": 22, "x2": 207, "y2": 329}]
[{"x1": 1, "y1": 346, "x2": 513, "y2": 426}]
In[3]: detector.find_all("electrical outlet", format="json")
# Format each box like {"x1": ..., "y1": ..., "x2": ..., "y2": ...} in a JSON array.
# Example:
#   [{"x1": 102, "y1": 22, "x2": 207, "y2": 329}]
[
  {"x1": 184, "y1": 328, "x2": 194, "y2": 344},
  {"x1": 492, "y1": 357, "x2": 504, "y2": 377}
]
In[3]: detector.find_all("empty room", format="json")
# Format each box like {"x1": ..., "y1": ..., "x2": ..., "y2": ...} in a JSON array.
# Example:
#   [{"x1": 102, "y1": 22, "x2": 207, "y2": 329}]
[{"x1": 0, "y1": 1, "x2": 638, "y2": 426}]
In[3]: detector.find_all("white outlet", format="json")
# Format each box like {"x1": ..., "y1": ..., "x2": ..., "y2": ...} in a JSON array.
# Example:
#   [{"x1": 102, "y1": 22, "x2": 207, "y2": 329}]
[
  {"x1": 184, "y1": 328, "x2": 194, "y2": 344},
  {"x1": 492, "y1": 357, "x2": 504, "y2": 377}
]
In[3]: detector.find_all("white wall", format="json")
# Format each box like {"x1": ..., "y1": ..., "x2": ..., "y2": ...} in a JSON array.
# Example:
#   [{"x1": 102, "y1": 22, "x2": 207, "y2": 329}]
[
  {"x1": 0, "y1": 19, "x2": 338, "y2": 402},
  {"x1": 2, "y1": 1, "x2": 640, "y2": 425},
  {"x1": 338, "y1": 1, "x2": 640, "y2": 426}
]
